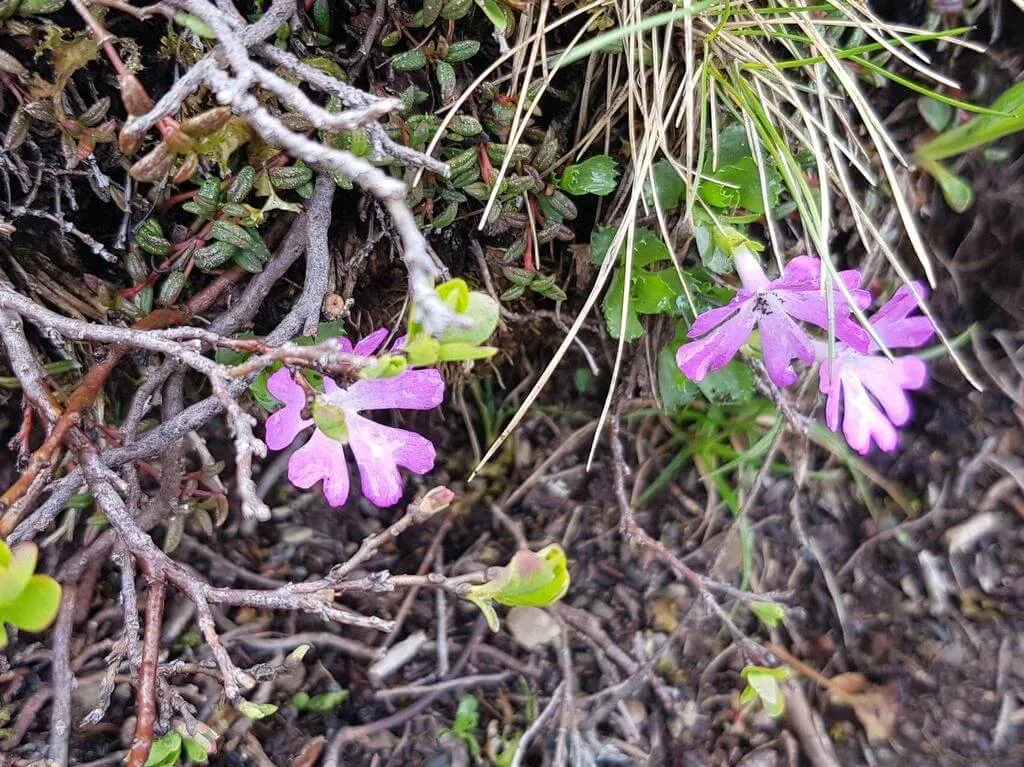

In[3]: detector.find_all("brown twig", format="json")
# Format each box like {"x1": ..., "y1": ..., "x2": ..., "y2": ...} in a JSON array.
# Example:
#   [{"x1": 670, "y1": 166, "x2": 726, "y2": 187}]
[
  {"x1": 126, "y1": 578, "x2": 167, "y2": 767},
  {"x1": 48, "y1": 586, "x2": 78, "y2": 766}
]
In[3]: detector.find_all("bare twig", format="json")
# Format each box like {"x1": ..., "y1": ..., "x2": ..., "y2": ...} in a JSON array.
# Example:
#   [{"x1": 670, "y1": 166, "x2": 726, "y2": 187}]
[{"x1": 126, "y1": 578, "x2": 166, "y2": 767}]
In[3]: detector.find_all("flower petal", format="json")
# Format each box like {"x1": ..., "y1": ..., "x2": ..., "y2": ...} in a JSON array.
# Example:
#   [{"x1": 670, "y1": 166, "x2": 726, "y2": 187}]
[
  {"x1": 868, "y1": 283, "x2": 935, "y2": 349},
  {"x1": 265, "y1": 369, "x2": 313, "y2": 450},
  {"x1": 325, "y1": 369, "x2": 445, "y2": 413},
  {"x1": 287, "y1": 429, "x2": 350, "y2": 506},
  {"x1": 839, "y1": 372, "x2": 898, "y2": 454},
  {"x1": 757, "y1": 311, "x2": 815, "y2": 387},
  {"x1": 857, "y1": 355, "x2": 929, "y2": 427},
  {"x1": 676, "y1": 305, "x2": 757, "y2": 380},
  {"x1": 354, "y1": 328, "x2": 390, "y2": 356},
  {"x1": 774, "y1": 255, "x2": 821, "y2": 289},
  {"x1": 688, "y1": 300, "x2": 744, "y2": 339},
  {"x1": 347, "y1": 413, "x2": 436, "y2": 507},
  {"x1": 872, "y1": 283, "x2": 929, "y2": 324},
  {"x1": 819, "y1": 359, "x2": 842, "y2": 432}
]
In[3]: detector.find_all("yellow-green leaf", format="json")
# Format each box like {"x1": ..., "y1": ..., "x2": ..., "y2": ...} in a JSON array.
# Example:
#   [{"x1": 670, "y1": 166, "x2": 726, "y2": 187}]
[
  {"x1": 466, "y1": 545, "x2": 570, "y2": 631},
  {"x1": 0, "y1": 542, "x2": 38, "y2": 606},
  {"x1": 0, "y1": 573, "x2": 61, "y2": 632}
]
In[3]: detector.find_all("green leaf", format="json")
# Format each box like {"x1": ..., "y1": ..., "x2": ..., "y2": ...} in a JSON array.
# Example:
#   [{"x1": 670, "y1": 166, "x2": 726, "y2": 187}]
[
  {"x1": 445, "y1": 40, "x2": 481, "y2": 63},
  {"x1": 0, "y1": 574, "x2": 61, "y2": 632},
  {"x1": 740, "y1": 666, "x2": 789, "y2": 718},
  {"x1": 182, "y1": 736, "x2": 210, "y2": 765},
  {"x1": 918, "y1": 97, "x2": 952, "y2": 133},
  {"x1": 422, "y1": 0, "x2": 443, "y2": 26},
  {"x1": 453, "y1": 695, "x2": 480, "y2": 734},
  {"x1": 0, "y1": 542, "x2": 37, "y2": 606},
  {"x1": 313, "y1": 320, "x2": 347, "y2": 343},
  {"x1": 916, "y1": 79, "x2": 1024, "y2": 162},
  {"x1": 643, "y1": 159, "x2": 687, "y2": 211},
  {"x1": 437, "y1": 343, "x2": 498, "y2": 362},
  {"x1": 305, "y1": 690, "x2": 348, "y2": 712},
  {"x1": 920, "y1": 157, "x2": 974, "y2": 213},
  {"x1": 434, "y1": 60, "x2": 457, "y2": 102},
  {"x1": 630, "y1": 271, "x2": 680, "y2": 315},
  {"x1": 750, "y1": 601, "x2": 786, "y2": 628},
  {"x1": 311, "y1": 402, "x2": 349, "y2": 442},
  {"x1": 601, "y1": 267, "x2": 644, "y2": 342},
  {"x1": 173, "y1": 11, "x2": 216, "y2": 39},
  {"x1": 465, "y1": 545, "x2": 570, "y2": 632},
  {"x1": 658, "y1": 340, "x2": 700, "y2": 415},
  {"x1": 248, "y1": 367, "x2": 280, "y2": 413},
  {"x1": 474, "y1": 0, "x2": 508, "y2": 33},
  {"x1": 590, "y1": 225, "x2": 617, "y2": 266},
  {"x1": 436, "y1": 278, "x2": 471, "y2": 313},
  {"x1": 392, "y1": 50, "x2": 428, "y2": 72},
  {"x1": 693, "y1": 220, "x2": 732, "y2": 274},
  {"x1": 557, "y1": 155, "x2": 619, "y2": 196},
  {"x1": 440, "y1": 292, "x2": 500, "y2": 346},
  {"x1": 403, "y1": 334, "x2": 442, "y2": 366},
  {"x1": 632, "y1": 229, "x2": 672, "y2": 266},
  {"x1": 698, "y1": 124, "x2": 781, "y2": 214},
  {"x1": 312, "y1": 0, "x2": 331, "y2": 34},
  {"x1": 145, "y1": 732, "x2": 182, "y2": 767},
  {"x1": 238, "y1": 700, "x2": 278, "y2": 720}
]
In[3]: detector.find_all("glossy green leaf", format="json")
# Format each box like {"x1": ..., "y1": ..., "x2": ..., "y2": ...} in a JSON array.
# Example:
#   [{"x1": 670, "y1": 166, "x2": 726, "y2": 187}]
[
  {"x1": 557, "y1": 155, "x2": 619, "y2": 196},
  {"x1": 474, "y1": 0, "x2": 508, "y2": 33},
  {"x1": 602, "y1": 267, "x2": 644, "y2": 342}
]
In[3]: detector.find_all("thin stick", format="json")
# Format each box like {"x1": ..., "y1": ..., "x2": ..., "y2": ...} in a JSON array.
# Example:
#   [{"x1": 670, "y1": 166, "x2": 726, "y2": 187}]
[{"x1": 126, "y1": 578, "x2": 166, "y2": 767}]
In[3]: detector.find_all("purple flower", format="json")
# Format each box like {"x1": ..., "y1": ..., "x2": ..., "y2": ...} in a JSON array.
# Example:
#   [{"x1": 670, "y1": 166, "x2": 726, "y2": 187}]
[
  {"x1": 818, "y1": 283, "x2": 935, "y2": 455},
  {"x1": 264, "y1": 329, "x2": 444, "y2": 508},
  {"x1": 676, "y1": 249, "x2": 872, "y2": 387}
]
